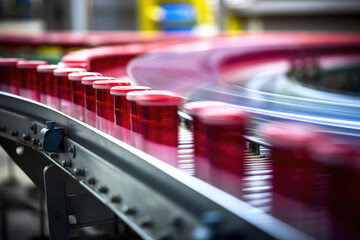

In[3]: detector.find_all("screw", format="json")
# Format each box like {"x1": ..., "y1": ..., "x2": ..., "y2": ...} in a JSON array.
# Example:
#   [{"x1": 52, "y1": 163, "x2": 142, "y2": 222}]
[
  {"x1": 138, "y1": 216, "x2": 152, "y2": 227},
  {"x1": 61, "y1": 160, "x2": 71, "y2": 167},
  {"x1": 22, "y1": 134, "x2": 31, "y2": 141},
  {"x1": 171, "y1": 215, "x2": 182, "y2": 228},
  {"x1": 74, "y1": 168, "x2": 84, "y2": 176},
  {"x1": 30, "y1": 123, "x2": 36, "y2": 134},
  {"x1": 110, "y1": 195, "x2": 121, "y2": 203},
  {"x1": 122, "y1": 205, "x2": 136, "y2": 215},
  {"x1": 68, "y1": 146, "x2": 75, "y2": 158},
  {"x1": 10, "y1": 130, "x2": 18, "y2": 137},
  {"x1": 31, "y1": 138, "x2": 37, "y2": 145},
  {"x1": 98, "y1": 185, "x2": 108, "y2": 193},
  {"x1": 87, "y1": 177, "x2": 96, "y2": 185}
]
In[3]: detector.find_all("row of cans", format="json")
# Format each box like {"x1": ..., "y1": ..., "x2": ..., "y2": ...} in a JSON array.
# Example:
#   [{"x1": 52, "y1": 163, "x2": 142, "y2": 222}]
[{"x1": 1, "y1": 56, "x2": 360, "y2": 236}]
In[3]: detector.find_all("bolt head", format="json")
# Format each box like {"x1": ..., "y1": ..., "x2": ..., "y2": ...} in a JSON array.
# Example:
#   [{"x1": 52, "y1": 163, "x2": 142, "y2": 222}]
[
  {"x1": 30, "y1": 124, "x2": 36, "y2": 133},
  {"x1": 74, "y1": 168, "x2": 84, "y2": 176},
  {"x1": 68, "y1": 146, "x2": 76, "y2": 158},
  {"x1": 87, "y1": 177, "x2": 96, "y2": 185},
  {"x1": 61, "y1": 160, "x2": 68, "y2": 167},
  {"x1": 10, "y1": 130, "x2": 18, "y2": 137},
  {"x1": 139, "y1": 216, "x2": 152, "y2": 227},
  {"x1": 171, "y1": 215, "x2": 182, "y2": 228},
  {"x1": 110, "y1": 195, "x2": 121, "y2": 203},
  {"x1": 98, "y1": 186, "x2": 108, "y2": 193},
  {"x1": 22, "y1": 134, "x2": 31, "y2": 141},
  {"x1": 122, "y1": 205, "x2": 136, "y2": 215}
]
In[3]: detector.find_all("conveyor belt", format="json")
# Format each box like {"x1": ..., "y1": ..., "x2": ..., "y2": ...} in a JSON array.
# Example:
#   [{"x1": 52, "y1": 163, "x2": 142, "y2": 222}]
[{"x1": 0, "y1": 92, "x2": 312, "y2": 239}]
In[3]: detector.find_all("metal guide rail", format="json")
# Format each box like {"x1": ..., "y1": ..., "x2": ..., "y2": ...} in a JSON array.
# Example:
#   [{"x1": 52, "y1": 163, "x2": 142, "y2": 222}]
[{"x1": 0, "y1": 92, "x2": 312, "y2": 239}]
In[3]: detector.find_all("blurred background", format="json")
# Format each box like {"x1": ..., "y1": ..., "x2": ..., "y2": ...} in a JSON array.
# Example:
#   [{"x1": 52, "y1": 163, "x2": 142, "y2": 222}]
[{"x1": 0, "y1": 0, "x2": 359, "y2": 33}]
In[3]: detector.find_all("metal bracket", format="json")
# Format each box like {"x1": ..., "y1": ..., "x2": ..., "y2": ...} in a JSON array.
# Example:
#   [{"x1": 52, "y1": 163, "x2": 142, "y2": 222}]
[
  {"x1": 40, "y1": 121, "x2": 65, "y2": 153},
  {"x1": 43, "y1": 165, "x2": 121, "y2": 240}
]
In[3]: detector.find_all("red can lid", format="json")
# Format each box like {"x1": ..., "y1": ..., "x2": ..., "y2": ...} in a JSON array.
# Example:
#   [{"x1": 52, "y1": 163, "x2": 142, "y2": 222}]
[
  {"x1": 37, "y1": 64, "x2": 62, "y2": 73},
  {"x1": 63, "y1": 61, "x2": 88, "y2": 69},
  {"x1": 17, "y1": 60, "x2": 47, "y2": 69},
  {"x1": 126, "y1": 90, "x2": 154, "y2": 102},
  {"x1": 82, "y1": 76, "x2": 113, "y2": 85},
  {"x1": 68, "y1": 72, "x2": 102, "y2": 81},
  {"x1": 0, "y1": 58, "x2": 23, "y2": 66},
  {"x1": 57, "y1": 62, "x2": 69, "y2": 67},
  {"x1": 311, "y1": 138, "x2": 358, "y2": 168},
  {"x1": 199, "y1": 105, "x2": 250, "y2": 125},
  {"x1": 64, "y1": 61, "x2": 88, "y2": 68},
  {"x1": 93, "y1": 80, "x2": 131, "y2": 89},
  {"x1": 53, "y1": 67, "x2": 86, "y2": 77},
  {"x1": 183, "y1": 101, "x2": 229, "y2": 116},
  {"x1": 110, "y1": 86, "x2": 152, "y2": 96},
  {"x1": 132, "y1": 90, "x2": 183, "y2": 106},
  {"x1": 260, "y1": 122, "x2": 322, "y2": 148}
]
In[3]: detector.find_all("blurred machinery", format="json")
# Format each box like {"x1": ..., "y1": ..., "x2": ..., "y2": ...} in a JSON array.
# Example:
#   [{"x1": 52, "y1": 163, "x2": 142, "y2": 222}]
[{"x1": 2, "y1": 0, "x2": 360, "y2": 32}]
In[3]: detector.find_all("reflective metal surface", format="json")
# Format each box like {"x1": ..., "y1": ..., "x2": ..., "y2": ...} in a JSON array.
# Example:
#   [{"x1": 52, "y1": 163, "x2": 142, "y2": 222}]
[{"x1": 0, "y1": 92, "x2": 312, "y2": 239}]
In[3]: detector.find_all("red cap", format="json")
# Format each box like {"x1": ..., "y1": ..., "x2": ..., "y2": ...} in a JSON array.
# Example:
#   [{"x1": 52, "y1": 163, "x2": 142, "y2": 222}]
[
  {"x1": 57, "y1": 62, "x2": 69, "y2": 68},
  {"x1": 199, "y1": 105, "x2": 250, "y2": 125},
  {"x1": 53, "y1": 67, "x2": 86, "y2": 77},
  {"x1": 93, "y1": 80, "x2": 131, "y2": 89},
  {"x1": 183, "y1": 101, "x2": 229, "y2": 116},
  {"x1": 62, "y1": 60, "x2": 88, "y2": 68},
  {"x1": 132, "y1": 90, "x2": 183, "y2": 106},
  {"x1": 68, "y1": 72, "x2": 102, "y2": 81},
  {"x1": 310, "y1": 138, "x2": 359, "y2": 168},
  {"x1": 0, "y1": 58, "x2": 23, "y2": 66},
  {"x1": 110, "y1": 86, "x2": 152, "y2": 96},
  {"x1": 126, "y1": 90, "x2": 153, "y2": 102},
  {"x1": 82, "y1": 76, "x2": 115, "y2": 85},
  {"x1": 37, "y1": 64, "x2": 62, "y2": 73},
  {"x1": 17, "y1": 60, "x2": 47, "y2": 69},
  {"x1": 260, "y1": 122, "x2": 322, "y2": 148}
]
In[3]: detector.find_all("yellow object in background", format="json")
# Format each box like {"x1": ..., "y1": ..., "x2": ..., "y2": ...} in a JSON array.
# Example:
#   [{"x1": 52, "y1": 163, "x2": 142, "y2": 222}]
[
  {"x1": 37, "y1": 46, "x2": 63, "y2": 60},
  {"x1": 137, "y1": 0, "x2": 217, "y2": 31},
  {"x1": 225, "y1": 11, "x2": 243, "y2": 32}
]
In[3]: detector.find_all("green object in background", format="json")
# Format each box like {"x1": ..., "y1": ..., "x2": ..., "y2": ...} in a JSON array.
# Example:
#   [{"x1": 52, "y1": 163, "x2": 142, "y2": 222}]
[
  {"x1": 37, "y1": 46, "x2": 65, "y2": 64},
  {"x1": 0, "y1": 45, "x2": 66, "y2": 64}
]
